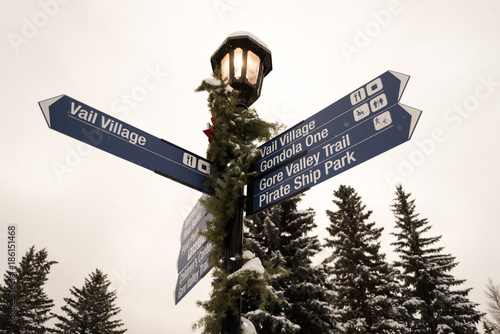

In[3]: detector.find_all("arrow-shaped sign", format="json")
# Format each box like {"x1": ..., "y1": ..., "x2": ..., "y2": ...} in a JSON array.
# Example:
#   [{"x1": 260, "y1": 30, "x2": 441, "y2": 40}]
[
  {"x1": 39, "y1": 95, "x2": 214, "y2": 195},
  {"x1": 180, "y1": 196, "x2": 210, "y2": 244},
  {"x1": 175, "y1": 197, "x2": 214, "y2": 303},
  {"x1": 178, "y1": 215, "x2": 211, "y2": 273},
  {"x1": 175, "y1": 240, "x2": 213, "y2": 304},
  {"x1": 254, "y1": 71, "x2": 409, "y2": 176},
  {"x1": 248, "y1": 103, "x2": 421, "y2": 214}
]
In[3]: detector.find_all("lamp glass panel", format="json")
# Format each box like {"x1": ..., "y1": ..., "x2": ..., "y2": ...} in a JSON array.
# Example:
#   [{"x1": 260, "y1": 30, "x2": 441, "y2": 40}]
[
  {"x1": 234, "y1": 48, "x2": 243, "y2": 79},
  {"x1": 246, "y1": 50, "x2": 260, "y2": 85},
  {"x1": 221, "y1": 53, "x2": 230, "y2": 80}
]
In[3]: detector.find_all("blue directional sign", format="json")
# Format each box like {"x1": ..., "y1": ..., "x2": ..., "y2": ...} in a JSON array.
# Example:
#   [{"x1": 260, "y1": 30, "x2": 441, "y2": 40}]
[
  {"x1": 254, "y1": 71, "x2": 409, "y2": 176},
  {"x1": 176, "y1": 197, "x2": 214, "y2": 303},
  {"x1": 39, "y1": 95, "x2": 214, "y2": 195},
  {"x1": 248, "y1": 102, "x2": 421, "y2": 214},
  {"x1": 180, "y1": 196, "x2": 210, "y2": 244},
  {"x1": 178, "y1": 207, "x2": 213, "y2": 273},
  {"x1": 175, "y1": 241, "x2": 213, "y2": 304}
]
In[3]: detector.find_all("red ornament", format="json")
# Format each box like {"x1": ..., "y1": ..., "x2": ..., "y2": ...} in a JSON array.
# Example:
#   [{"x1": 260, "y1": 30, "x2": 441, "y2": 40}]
[
  {"x1": 203, "y1": 117, "x2": 214, "y2": 143},
  {"x1": 203, "y1": 128, "x2": 213, "y2": 143}
]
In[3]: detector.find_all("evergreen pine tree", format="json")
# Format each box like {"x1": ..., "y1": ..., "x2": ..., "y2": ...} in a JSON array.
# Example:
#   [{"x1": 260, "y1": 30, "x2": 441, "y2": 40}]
[
  {"x1": 0, "y1": 246, "x2": 57, "y2": 333},
  {"x1": 484, "y1": 278, "x2": 500, "y2": 333},
  {"x1": 325, "y1": 185, "x2": 408, "y2": 333},
  {"x1": 54, "y1": 269, "x2": 126, "y2": 334},
  {"x1": 391, "y1": 184, "x2": 483, "y2": 333},
  {"x1": 484, "y1": 323, "x2": 496, "y2": 334},
  {"x1": 243, "y1": 194, "x2": 336, "y2": 333}
]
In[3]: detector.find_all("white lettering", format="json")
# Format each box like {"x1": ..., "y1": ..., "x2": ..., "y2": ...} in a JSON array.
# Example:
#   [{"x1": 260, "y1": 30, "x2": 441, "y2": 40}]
[
  {"x1": 259, "y1": 172, "x2": 283, "y2": 191},
  {"x1": 258, "y1": 184, "x2": 291, "y2": 208},
  {"x1": 293, "y1": 169, "x2": 321, "y2": 190},
  {"x1": 305, "y1": 128, "x2": 328, "y2": 147},
  {"x1": 324, "y1": 151, "x2": 356, "y2": 175}
]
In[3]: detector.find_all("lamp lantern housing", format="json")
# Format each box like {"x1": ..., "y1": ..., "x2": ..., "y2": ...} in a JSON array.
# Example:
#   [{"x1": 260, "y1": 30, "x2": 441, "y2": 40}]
[{"x1": 211, "y1": 31, "x2": 272, "y2": 106}]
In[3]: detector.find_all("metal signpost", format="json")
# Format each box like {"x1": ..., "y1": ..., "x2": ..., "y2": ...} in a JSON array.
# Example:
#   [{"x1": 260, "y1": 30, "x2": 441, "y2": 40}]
[{"x1": 40, "y1": 50, "x2": 421, "y2": 334}]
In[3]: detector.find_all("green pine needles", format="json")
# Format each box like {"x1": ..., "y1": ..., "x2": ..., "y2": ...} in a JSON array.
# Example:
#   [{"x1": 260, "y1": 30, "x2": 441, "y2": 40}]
[{"x1": 193, "y1": 71, "x2": 282, "y2": 333}]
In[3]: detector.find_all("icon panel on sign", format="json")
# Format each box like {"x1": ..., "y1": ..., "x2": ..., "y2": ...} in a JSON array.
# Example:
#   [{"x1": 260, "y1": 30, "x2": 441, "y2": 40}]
[
  {"x1": 183, "y1": 153, "x2": 197, "y2": 168},
  {"x1": 373, "y1": 111, "x2": 392, "y2": 131},
  {"x1": 366, "y1": 78, "x2": 383, "y2": 96},
  {"x1": 353, "y1": 103, "x2": 370, "y2": 121},
  {"x1": 370, "y1": 93, "x2": 388, "y2": 113},
  {"x1": 350, "y1": 88, "x2": 366, "y2": 105}
]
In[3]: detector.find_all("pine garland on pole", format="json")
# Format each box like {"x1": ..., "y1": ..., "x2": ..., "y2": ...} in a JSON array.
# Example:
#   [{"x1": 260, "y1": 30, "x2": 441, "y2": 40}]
[{"x1": 193, "y1": 71, "x2": 281, "y2": 334}]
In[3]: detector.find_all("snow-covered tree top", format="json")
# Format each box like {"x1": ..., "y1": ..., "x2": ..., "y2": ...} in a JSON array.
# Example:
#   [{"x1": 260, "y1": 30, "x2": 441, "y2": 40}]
[
  {"x1": 242, "y1": 250, "x2": 255, "y2": 260},
  {"x1": 227, "y1": 252, "x2": 265, "y2": 280}
]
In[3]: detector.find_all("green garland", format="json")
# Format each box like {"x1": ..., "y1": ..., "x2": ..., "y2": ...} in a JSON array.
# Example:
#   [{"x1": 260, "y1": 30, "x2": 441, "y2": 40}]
[{"x1": 193, "y1": 71, "x2": 283, "y2": 333}]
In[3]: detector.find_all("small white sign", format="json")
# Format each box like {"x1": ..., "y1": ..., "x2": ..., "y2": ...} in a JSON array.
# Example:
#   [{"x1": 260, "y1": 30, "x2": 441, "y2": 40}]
[
  {"x1": 350, "y1": 88, "x2": 366, "y2": 105},
  {"x1": 370, "y1": 93, "x2": 388, "y2": 113},
  {"x1": 366, "y1": 78, "x2": 383, "y2": 96},
  {"x1": 373, "y1": 111, "x2": 392, "y2": 131},
  {"x1": 353, "y1": 103, "x2": 370, "y2": 121}
]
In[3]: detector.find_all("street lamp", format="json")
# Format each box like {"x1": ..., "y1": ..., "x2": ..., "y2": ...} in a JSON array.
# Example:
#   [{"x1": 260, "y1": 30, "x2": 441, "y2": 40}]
[
  {"x1": 211, "y1": 31, "x2": 273, "y2": 107},
  {"x1": 210, "y1": 32, "x2": 272, "y2": 334}
]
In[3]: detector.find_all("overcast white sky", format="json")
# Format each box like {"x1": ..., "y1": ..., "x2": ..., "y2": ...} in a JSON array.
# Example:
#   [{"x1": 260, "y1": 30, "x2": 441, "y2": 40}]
[{"x1": 1, "y1": 1, "x2": 500, "y2": 333}]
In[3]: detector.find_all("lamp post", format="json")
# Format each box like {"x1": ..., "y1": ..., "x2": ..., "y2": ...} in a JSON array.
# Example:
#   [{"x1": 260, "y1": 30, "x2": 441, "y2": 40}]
[
  {"x1": 211, "y1": 31, "x2": 272, "y2": 109},
  {"x1": 210, "y1": 31, "x2": 272, "y2": 334}
]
